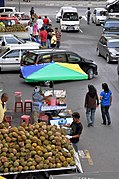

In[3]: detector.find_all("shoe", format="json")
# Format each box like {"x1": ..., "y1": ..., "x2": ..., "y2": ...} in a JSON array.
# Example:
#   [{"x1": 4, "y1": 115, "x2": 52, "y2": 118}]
[
  {"x1": 108, "y1": 121, "x2": 111, "y2": 125},
  {"x1": 88, "y1": 123, "x2": 92, "y2": 127},
  {"x1": 101, "y1": 123, "x2": 106, "y2": 125},
  {"x1": 90, "y1": 123, "x2": 94, "y2": 127}
]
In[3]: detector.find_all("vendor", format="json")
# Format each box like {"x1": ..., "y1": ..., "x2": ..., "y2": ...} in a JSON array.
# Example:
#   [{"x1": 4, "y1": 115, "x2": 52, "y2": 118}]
[
  {"x1": 32, "y1": 86, "x2": 51, "y2": 123},
  {"x1": 32, "y1": 86, "x2": 44, "y2": 123}
]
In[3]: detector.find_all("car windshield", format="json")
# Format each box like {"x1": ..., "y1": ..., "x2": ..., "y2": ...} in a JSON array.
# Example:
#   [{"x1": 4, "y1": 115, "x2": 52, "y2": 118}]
[
  {"x1": 22, "y1": 52, "x2": 37, "y2": 65},
  {"x1": 99, "y1": 11, "x2": 108, "y2": 16},
  {"x1": 63, "y1": 12, "x2": 78, "y2": 21},
  {"x1": 108, "y1": 41, "x2": 119, "y2": 48},
  {"x1": 105, "y1": 21, "x2": 119, "y2": 28},
  {"x1": 5, "y1": 36, "x2": 25, "y2": 44}
]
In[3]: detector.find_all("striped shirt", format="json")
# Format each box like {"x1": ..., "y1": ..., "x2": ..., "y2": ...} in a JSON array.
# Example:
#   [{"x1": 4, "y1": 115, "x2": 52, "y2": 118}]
[{"x1": 55, "y1": 31, "x2": 61, "y2": 42}]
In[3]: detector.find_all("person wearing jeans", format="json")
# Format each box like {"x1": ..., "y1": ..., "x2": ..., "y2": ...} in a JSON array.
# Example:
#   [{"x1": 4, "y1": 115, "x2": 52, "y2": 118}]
[
  {"x1": 62, "y1": 112, "x2": 83, "y2": 153},
  {"x1": 100, "y1": 83, "x2": 112, "y2": 125},
  {"x1": 86, "y1": 108, "x2": 96, "y2": 126},
  {"x1": 84, "y1": 84, "x2": 99, "y2": 127}
]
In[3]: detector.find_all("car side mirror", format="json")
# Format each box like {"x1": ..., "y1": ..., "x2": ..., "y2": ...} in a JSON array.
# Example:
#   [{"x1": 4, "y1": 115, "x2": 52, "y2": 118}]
[
  {"x1": 79, "y1": 16, "x2": 82, "y2": 19},
  {"x1": 1, "y1": 41, "x2": 5, "y2": 46}
]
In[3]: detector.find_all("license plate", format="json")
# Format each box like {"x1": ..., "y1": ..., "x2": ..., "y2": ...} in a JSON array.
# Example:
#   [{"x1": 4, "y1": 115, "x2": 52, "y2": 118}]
[{"x1": 68, "y1": 26, "x2": 73, "y2": 30}]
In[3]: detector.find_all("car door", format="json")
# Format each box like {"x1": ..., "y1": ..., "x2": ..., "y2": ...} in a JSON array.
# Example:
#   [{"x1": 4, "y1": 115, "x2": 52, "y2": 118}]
[
  {"x1": 98, "y1": 36, "x2": 106, "y2": 56},
  {"x1": 1, "y1": 49, "x2": 20, "y2": 71},
  {"x1": 101, "y1": 37, "x2": 107, "y2": 58}
]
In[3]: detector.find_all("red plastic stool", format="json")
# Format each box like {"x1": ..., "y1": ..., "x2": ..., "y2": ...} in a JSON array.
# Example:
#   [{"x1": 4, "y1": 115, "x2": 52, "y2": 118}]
[
  {"x1": 20, "y1": 115, "x2": 30, "y2": 125},
  {"x1": 24, "y1": 100, "x2": 32, "y2": 112},
  {"x1": 5, "y1": 115, "x2": 12, "y2": 126},
  {"x1": 14, "y1": 100, "x2": 23, "y2": 112}
]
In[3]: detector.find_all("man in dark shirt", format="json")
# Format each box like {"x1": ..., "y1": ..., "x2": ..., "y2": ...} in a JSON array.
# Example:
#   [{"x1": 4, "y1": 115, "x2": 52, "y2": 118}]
[
  {"x1": 46, "y1": 24, "x2": 53, "y2": 48},
  {"x1": 63, "y1": 112, "x2": 83, "y2": 152}
]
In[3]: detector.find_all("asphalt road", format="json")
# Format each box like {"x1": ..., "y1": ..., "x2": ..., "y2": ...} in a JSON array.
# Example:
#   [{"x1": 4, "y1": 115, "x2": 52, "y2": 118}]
[{"x1": 1, "y1": 3, "x2": 119, "y2": 174}]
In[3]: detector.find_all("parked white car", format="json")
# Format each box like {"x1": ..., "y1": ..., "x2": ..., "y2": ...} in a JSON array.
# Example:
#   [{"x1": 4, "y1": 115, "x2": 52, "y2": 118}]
[
  {"x1": 91, "y1": 8, "x2": 109, "y2": 25},
  {"x1": 0, "y1": 34, "x2": 41, "y2": 48},
  {"x1": 56, "y1": 6, "x2": 73, "y2": 22},
  {"x1": 0, "y1": 46, "x2": 40, "y2": 71}
]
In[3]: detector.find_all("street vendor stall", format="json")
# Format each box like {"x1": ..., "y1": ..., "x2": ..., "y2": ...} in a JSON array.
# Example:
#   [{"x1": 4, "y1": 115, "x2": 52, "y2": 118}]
[{"x1": 39, "y1": 89, "x2": 68, "y2": 123}]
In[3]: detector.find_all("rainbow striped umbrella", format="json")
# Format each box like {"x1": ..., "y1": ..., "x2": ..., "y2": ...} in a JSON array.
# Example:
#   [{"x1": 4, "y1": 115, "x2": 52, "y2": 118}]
[{"x1": 21, "y1": 62, "x2": 88, "y2": 82}]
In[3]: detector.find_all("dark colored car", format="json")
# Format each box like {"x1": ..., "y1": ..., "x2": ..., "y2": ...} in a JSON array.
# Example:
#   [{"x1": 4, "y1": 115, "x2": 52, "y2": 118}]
[
  {"x1": 96, "y1": 34, "x2": 119, "y2": 63},
  {"x1": 103, "y1": 18, "x2": 119, "y2": 35},
  {"x1": 106, "y1": 0, "x2": 119, "y2": 12},
  {"x1": 20, "y1": 49, "x2": 98, "y2": 79}
]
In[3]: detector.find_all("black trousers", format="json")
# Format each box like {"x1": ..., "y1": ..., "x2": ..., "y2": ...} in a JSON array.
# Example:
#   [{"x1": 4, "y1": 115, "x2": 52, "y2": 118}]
[{"x1": 101, "y1": 105, "x2": 111, "y2": 124}]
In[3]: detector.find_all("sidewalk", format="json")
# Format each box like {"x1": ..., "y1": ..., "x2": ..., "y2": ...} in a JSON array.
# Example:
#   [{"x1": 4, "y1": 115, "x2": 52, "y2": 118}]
[{"x1": 6, "y1": 0, "x2": 107, "y2": 7}]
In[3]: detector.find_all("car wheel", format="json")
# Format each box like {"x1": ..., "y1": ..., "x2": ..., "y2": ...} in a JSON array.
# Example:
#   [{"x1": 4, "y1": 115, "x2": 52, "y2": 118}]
[
  {"x1": 106, "y1": 55, "x2": 110, "y2": 63},
  {"x1": 87, "y1": 68, "x2": 94, "y2": 80},
  {"x1": 96, "y1": 48, "x2": 101, "y2": 56}
]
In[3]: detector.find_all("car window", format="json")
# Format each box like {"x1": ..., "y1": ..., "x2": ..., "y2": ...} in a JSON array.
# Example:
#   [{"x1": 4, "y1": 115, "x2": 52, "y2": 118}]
[
  {"x1": 37, "y1": 54, "x2": 51, "y2": 64},
  {"x1": 67, "y1": 53, "x2": 81, "y2": 63},
  {"x1": 5, "y1": 37, "x2": 21, "y2": 44},
  {"x1": 4, "y1": 50, "x2": 20, "y2": 58},
  {"x1": 0, "y1": 9, "x2": 4, "y2": 13},
  {"x1": 108, "y1": 41, "x2": 119, "y2": 48},
  {"x1": 22, "y1": 53, "x2": 37, "y2": 65},
  {"x1": 0, "y1": 37, "x2": 3, "y2": 42},
  {"x1": 99, "y1": 37, "x2": 107, "y2": 45},
  {"x1": 105, "y1": 21, "x2": 119, "y2": 28},
  {"x1": 5, "y1": 9, "x2": 13, "y2": 12},
  {"x1": 52, "y1": 53, "x2": 67, "y2": 62}
]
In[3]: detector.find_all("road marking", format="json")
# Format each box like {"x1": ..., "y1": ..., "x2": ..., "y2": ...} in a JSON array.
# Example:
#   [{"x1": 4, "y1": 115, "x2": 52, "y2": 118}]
[
  {"x1": 79, "y1": 28, "x2": 83, "y2": 33},
  {"x1": 78, "y1": 150, "x2": 87, "y2": 158},
  {"x1": 84, "y1": 149, "x2": 94, "y2": 166}
]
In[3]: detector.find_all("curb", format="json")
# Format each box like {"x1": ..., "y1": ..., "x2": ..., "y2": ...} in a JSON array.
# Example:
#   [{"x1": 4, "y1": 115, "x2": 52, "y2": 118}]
[{"x1": 6, "y1": 0, "x2": 107, "y2": 7}]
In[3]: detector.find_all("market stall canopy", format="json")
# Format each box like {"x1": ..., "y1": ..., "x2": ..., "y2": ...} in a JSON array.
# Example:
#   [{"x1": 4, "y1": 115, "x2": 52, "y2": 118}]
[{"x1": 21, "y1": 62, "x2": 88, "y2": 82}]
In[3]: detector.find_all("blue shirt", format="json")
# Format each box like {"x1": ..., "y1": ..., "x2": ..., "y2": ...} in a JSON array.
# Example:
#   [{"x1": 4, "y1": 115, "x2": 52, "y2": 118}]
[{"x1": 100, "y1": 90, "x2": 112, "y2": 106}]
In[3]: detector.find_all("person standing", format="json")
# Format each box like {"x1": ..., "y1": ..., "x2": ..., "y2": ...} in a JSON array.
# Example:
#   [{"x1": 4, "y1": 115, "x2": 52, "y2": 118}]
[
  {"x1": 55, "y1": 27, "x2": 61, "y2": 48},
  {"x1": 0, "y1": 93, "x2": 8, "y2": 124},
  {"x1": 43, "y1": 16, "x2": 49, "y2": 30},
  {"x1": 51, "y1": 32, "x2": 56, "y2": 48},
  {"x1": 32, "y1": 22, "x2": 39, "y2": 42},
  {"x1": 39, "y1": 27, "x2": 47, "y2": 47},
  {"x1": 30, "y1": 7, "x2": 34, "y2": 21},
  {"x1": 100, "y1": 83, "x2": 112, "y2": 125},
  {"x1": 46, "y1": 24, "x2": 53, "y2": 48},
  {"x1": 25, "y1": 22, "x2": 33, "y2": 41},
  {"x1": 86, "y1": 7, "x2": 91, "y2": 25},
  {"x1": 84, "y1": 84, "x2": 99, "y2": 127},
  {"x1": 36, "y1": 16, "x2": 43, "y2": 31},
  {"x1": 62, "y1": 112, "x2": 83, "y2": 152},
  {"x1": 32, "y1": 86, "x2": 44, "y2": 123}
]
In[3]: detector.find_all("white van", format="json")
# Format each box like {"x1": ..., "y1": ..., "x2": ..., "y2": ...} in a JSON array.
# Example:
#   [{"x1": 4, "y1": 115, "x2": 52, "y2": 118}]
[
  {"x1": 0, "y1": 46, "x2": 39, "y2": 71},
  {"x1": 56, "y1": 6, "x2": 73, "y2": 22},
  {"x1": 60, "y1": 7, "x2": 80, "y2": 31}
]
